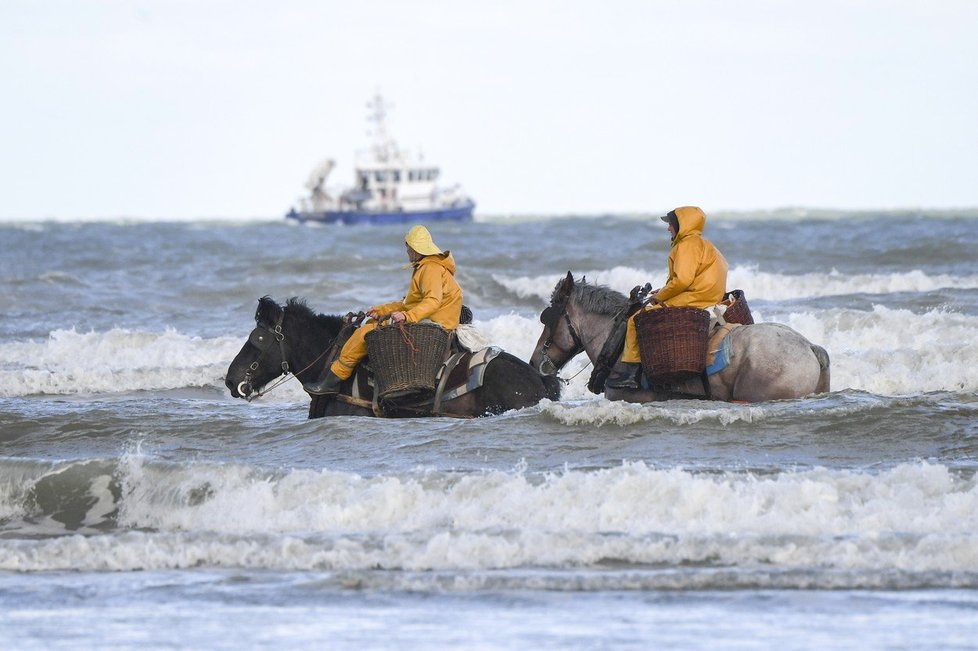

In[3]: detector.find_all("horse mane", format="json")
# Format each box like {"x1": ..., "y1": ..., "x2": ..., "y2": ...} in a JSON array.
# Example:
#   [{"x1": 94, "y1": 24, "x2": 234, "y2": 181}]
[
  {"x1": 256, "y1": 296, "x2": 344, "y2": 334},
  {"x1": 552, "y1": 277, "x2": 628, "y2": 316}
]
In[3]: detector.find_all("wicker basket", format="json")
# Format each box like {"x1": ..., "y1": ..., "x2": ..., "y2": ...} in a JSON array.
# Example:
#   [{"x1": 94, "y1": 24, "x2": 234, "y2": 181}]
[
  {"x1": 722, "y1": 289, "x2": 754, "y2": 325},
  {"x1": 634, "y1": 306, "x2": 711, "y2": 383},
  {"x1": 365, "y1": 322, "x2": 452, "y2": 399}
]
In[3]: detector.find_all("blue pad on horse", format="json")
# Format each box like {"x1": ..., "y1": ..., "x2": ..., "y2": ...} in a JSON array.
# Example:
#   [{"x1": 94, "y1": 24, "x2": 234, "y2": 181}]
[{"x1": 705, "y1": 333, "x2": 732, "y2": 376}]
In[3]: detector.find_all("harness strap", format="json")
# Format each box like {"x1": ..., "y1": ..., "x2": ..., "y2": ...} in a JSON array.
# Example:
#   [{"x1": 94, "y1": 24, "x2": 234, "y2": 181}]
[
  {"x1": 334, "y1": 393, "x2": 374, "y2": 411},
  {"x1": 432, "y1": 352, "x2": 468, "y2": 414}
]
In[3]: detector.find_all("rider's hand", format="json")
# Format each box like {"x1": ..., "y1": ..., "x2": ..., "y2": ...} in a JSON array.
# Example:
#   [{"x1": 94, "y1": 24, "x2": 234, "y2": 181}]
[
  {"x1": 366, "y1": 309, "x2": 381, "y2": 320},
  {"x1": 391, "y1": 311, "x2": 407, "y2": 323}
]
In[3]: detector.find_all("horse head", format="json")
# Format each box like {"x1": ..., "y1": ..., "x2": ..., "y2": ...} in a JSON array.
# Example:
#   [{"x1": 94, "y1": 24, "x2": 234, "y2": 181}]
[
  {"x1": 530, "y1": 272, "x2": 585, "y2": 375},
  {"x1": 225, "y1": 296, "x2": 342, "y2": 399},
  {"x1": 530, "y1": 272, "x2": 629, "y2": 376}
]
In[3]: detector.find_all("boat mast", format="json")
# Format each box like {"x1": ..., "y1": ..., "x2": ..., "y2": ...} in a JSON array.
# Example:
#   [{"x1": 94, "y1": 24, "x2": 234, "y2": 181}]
[{"x1": 367, "y1": 93, "x2": 399, "y2": 163}]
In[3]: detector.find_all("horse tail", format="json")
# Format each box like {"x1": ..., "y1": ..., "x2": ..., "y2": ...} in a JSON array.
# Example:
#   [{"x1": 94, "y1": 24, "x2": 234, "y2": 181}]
[
  {"x1": 810, "y1": 344, "x2": 831, "y2": 393},
  {"x1": 541, "y1": 372, "x2": 562, "y2": 401}
]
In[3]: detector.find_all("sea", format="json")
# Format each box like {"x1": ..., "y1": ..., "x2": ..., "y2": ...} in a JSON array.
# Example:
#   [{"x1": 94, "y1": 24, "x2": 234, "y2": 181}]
[{"x1": 1, "y1": 211, "x2": 977, "y2": 650}]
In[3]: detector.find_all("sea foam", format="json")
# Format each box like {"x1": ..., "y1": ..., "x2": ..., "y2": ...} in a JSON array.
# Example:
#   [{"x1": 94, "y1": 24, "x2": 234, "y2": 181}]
[
  {"x1": 0, "y1": 328, "x2": 248, "y2": 397},
  {"x1": 494, "y1": 266, "x2": 978, "y2": 303},
  {"x1": 1, "y1": 458, "x2": 976, "y2": 579},
  {"x1": 2, "y1": 302, "x2": 976, "y2": 399}
]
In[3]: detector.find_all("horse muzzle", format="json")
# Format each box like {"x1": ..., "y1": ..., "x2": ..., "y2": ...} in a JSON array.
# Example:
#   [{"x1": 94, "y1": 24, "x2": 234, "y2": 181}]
[
  {"x1": 236, "y1": 380, "x2": 253, "y2": 398},
  {"x1": 533, "y1": 349, "x2": 559, "y2": 376},
  {"x1": 226, "y1": 376, "x2": 253, "y2": 399}
]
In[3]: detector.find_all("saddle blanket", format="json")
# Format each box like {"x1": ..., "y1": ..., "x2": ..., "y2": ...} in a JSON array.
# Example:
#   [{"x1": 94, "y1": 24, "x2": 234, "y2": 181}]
[
  {"x1": 436, "y1": 346, "x2": 503, "y2": 404},
  {"x1": 705, "y1": 323, "x2": 742, "y2": 376}
]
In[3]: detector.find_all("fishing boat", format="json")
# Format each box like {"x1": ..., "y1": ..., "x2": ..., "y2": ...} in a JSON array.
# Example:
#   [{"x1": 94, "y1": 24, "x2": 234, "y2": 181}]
[{"x1": 285, "y1": 95, "x2": 475, "y2": 224}]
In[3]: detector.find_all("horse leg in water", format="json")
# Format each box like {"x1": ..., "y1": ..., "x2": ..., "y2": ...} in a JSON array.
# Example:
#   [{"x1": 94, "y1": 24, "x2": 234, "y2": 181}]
[{"x1": 308, "y1": 393, "x2": 373, "y2": 418}]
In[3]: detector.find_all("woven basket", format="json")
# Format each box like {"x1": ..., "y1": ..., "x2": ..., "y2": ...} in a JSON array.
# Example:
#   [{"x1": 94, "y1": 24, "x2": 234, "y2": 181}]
[
  {"x1": 722, "y1": 289, "x2": 754, "y2": 325},
  {"x1": 365, "y1": 322, "x2": 452, "y2": 399},
  {"x1": 634, "y1": 306, "x2": 711, "y2": 383}
]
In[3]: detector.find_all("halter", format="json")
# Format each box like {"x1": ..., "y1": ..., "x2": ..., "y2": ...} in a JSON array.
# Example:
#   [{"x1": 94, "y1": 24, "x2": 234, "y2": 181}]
[
  {"x1": 536, "y1": 297, "x2": 586, "y2": 376},
  {"x1": 238, "y1": 307, "x2": 346, "y2": 401},
  {"x1": 239, "y1": 309, "x2": 290, "y2": 399}
]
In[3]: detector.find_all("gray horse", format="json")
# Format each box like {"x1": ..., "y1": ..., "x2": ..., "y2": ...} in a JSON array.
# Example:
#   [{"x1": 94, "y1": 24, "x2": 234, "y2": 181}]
[{"x1": 530, "y1": 273, "x2": 830, "y2": 403}]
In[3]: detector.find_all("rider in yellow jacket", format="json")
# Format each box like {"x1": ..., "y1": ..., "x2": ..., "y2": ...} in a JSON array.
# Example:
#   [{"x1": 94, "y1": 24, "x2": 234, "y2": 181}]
[
  {"x1": 304, "y1": 225, "x2": 463, "y2": 395},
  {"x1": 609, "y1": 206, "x2": 728, "y2": 389}
]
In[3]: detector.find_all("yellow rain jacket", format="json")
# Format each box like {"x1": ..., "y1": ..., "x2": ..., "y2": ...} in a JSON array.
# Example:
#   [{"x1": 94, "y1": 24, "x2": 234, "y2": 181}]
[
  {"x1": 370, "y1": 252, "x2": 463, "y2": 329},
  {"x1": 656, "y1": 206, "x2": 728, "y2": 307},
  {"x1": 621, "y1": 206, "x2": 728, "y2": 363}
]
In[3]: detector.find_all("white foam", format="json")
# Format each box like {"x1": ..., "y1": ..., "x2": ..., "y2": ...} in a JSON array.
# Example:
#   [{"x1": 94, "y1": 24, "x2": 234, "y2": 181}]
[
  {"x1": 733, "y1": 267, "x2": 978, "y2": 301},
  {"x1": 2, "y1": 460, "x2": 976, "y2": 574},
  {"x1": 494, "y1": 266, "x2": 978, "y2": 303},
  {"x1": 2, "y1": 301, "x2": 975, "y2": 398},
  {"x1": 539, "y1": 399, "x2": 770, "y2": 427},
  {"x1": 780, "y1": 305, "x2": 978, "y2": 394},
  {"x1": 0, "y1": 328, "x2": 245, "y2": 397}
]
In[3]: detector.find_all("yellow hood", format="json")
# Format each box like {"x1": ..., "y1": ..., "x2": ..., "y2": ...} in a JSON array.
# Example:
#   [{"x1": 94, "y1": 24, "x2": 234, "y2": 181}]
[
  {"x1": 673, "y1": 206, "x2": 706, "y2": 241},
  {"x1": 405, "y1": 225, "x2": 444, "y2": 256}
]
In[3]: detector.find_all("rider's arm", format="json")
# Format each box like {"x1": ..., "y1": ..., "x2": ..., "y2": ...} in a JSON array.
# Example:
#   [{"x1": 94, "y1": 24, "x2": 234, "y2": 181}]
[
  {"x1": 403, "y1": 264, "x2": 444, "y2": 323},
  {"x1": 655, "y1": 240, "x2": 697, "y2": 303},
  {"x1": 370, "y1": 300, "x2": 406, "y2": 318}
]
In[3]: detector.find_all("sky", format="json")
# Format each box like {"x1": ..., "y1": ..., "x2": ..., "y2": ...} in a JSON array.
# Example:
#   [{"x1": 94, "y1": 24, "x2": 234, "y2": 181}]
[{"x1": 2, "y1": 0, "x2": 977, "y2": 220}]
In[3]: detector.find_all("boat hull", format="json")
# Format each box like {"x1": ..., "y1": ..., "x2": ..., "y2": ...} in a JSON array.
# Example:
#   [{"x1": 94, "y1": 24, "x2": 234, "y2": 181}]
[{"x1": 286, "y1": 202, "x2": 475, "y2": 225}]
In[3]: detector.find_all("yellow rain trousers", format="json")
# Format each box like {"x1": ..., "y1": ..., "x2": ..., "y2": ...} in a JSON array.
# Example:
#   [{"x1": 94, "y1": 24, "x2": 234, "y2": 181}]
[{"x1": 622, "y1": 207, "x2": 729, "y2": 363}]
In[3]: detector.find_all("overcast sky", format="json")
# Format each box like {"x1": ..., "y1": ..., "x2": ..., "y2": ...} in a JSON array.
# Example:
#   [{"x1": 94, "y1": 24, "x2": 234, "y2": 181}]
[{"x1": 2, "y1": 0, "x2": 976, "y2": 220}]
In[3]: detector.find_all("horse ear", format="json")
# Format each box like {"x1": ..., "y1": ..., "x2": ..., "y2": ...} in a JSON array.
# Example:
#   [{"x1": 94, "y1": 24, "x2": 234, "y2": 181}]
[
  {"x1": 256, "y1": 296, "x2": 281, "y2": 325},
  {"x1": 557, "y1": 271, "x2": 574, "y2": 298}
]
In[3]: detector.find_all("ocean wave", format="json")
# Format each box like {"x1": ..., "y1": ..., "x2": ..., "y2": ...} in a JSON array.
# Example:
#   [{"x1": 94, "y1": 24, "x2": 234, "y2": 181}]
[
  {"x1": 781, "y1": 305, "x2": 978, "y2": 395},
  {"x1": 0, "y1": 328, "x2": 251, "y2": 397},
  {"x1": 1, "y1": 458, "x2": 976, "y2": 578},
  {"x1": 540, "y1": 399, "x2": 773, "y2": 427},
  {"x1": 2, "y1": 303, "x2": 977, "y2": 399},
  {"x1": 494, "y1": 266, "x2": 978, "y2": 304}
]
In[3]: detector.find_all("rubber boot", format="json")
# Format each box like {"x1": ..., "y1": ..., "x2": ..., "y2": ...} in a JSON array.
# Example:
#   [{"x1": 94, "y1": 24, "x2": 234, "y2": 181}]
[
  {"x1": 303, "y1": 369, "x2": 343, "y2": 395},
  {"x1": 605, "y1": 361, "x2": 641, "y2": 390}
]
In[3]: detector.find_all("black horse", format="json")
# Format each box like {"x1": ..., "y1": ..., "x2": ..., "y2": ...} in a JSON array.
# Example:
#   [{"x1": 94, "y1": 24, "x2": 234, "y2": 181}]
[{"x1": 226, "y1": 296, "x2": 561, "y2": 418}]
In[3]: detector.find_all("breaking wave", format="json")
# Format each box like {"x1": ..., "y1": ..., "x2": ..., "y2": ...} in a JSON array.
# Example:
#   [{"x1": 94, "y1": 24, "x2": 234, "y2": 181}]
[
  {"x1": 494, "y1": 266, "x2": 978, "y2": 303},
  {"x1": 1, "y1": 456, "x2": 976, "y2": 588}
]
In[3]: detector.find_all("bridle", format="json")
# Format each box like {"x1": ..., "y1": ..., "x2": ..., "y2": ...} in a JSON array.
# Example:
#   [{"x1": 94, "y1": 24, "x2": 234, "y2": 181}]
[
  {"x1": 238, "y1": 309, "x2": 291, "y2": 399},
  {"x1": 536, "y1": 297, "x2": 586, "y2": 376},
  {"x1": 238, "y1": 307, "x2": 341, "y2": 401}
]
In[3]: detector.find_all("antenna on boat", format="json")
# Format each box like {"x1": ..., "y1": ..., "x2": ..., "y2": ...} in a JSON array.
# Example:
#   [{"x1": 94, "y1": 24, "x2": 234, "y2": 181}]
[{"x1": 367, "y1": 92, "x2": 399, "y2": 163}]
